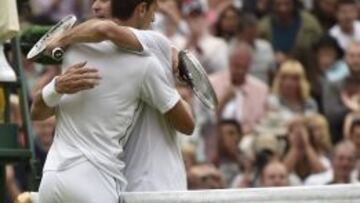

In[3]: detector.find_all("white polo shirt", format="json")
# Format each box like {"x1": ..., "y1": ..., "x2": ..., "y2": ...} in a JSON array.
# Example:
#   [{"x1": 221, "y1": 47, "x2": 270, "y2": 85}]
[
  {"x1": 43, "y1": 41, "x2": 180, "y2": 187},
  {"x1": 123, "y1": 29, "x2": 187, "y2": 191}
]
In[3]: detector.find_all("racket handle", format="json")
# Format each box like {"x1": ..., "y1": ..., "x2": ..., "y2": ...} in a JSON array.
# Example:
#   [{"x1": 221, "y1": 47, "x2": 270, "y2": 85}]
[{"x1": 51, "y1": 47, "x2": 64, "y2": 61}]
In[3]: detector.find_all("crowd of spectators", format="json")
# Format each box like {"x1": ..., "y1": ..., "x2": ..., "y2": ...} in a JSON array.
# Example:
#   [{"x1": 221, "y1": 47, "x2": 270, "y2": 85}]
[{"x1": 2, "y1": 0, "x2": 360, "y2": 201}]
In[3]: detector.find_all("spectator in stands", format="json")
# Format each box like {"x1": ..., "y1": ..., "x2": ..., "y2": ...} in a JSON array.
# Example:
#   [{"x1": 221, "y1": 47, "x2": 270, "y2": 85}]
[
  {"x1": 212, "y1": 119, "x2": 243, "y2": 187},
  {"x1": 314, "y1": 35, "x2": 347, "y2": 83},
  {"x1": 33, "y1": 117, "x2": 55, "y2": 168},
  {"x1": 305, "y1": 140, "x2": 359, "y2": 185},
  {"x1": 258, "y1": 0, "x2": 323, "y2": 65},
  {"x1": 323, "y1": 42, "x2": 360, "y2": 143},
  {"x1": 214, "y1": 5, "x2": 241, "y2": 42},
  {"x1": 310, "y1": 35, "x2": 347, "y2": 112},
  {"x1": 187, "y1": 164, "x2": 226, "y2": 189},
  {"x1": 283, "y1": 117, "x2": 330, "y2": 180},
  {"x1": 312, "y1": 0, "x2": 338, "y2": 31},
  {"x1": 236, "y1": 13, "x2": 275, "y2": 84},
  {"x1": 269, "y1": 60, "x2": 318, "y2": 122},
  {"x1": 260, "y1": 160, "x2": 290, "y2": 187},
  {"x1": 330, "y1": 0, "x2": 360, "y2": 50},
  {"x1": 305, "y1": 114, "x2": 333, "y2": 156},
  {"x1": 210, "y1": 42, "x2": 269, "y2": 134},
  {"x1": 184, "y1": 0, "x2": 229, "y2": 74},
  {"x1": 348, "y1": 118, "x2": 360, "y2": 158},
  {"x1": 242, "y1": 0, "x2": 271, "y2": 19}
]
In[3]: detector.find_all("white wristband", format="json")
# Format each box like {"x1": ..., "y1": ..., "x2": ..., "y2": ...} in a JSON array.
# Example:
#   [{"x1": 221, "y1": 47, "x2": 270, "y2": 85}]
[{"x1": 42, "y1": 77, "x2": 63, "y2": 107}]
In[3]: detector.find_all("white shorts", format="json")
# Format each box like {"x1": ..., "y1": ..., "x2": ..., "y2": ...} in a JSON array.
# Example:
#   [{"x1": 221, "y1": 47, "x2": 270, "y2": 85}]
[{"x1": 38, "y1": 160, "x2": 123, "y2": 203}]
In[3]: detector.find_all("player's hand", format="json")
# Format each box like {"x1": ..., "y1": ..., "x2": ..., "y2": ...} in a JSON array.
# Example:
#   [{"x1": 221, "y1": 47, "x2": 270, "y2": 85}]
[
  {"x1": 55, "y1": 61, "x2": 101, "y2": 94},
  {"x1": 44, "y1": 34, "x2": 67, "y2": 57}
]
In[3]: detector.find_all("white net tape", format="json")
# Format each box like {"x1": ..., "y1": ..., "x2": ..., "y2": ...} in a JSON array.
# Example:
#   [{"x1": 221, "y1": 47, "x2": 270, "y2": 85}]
[{"x1": 123, "y1": 185, "x2": 360, "y2": 203}]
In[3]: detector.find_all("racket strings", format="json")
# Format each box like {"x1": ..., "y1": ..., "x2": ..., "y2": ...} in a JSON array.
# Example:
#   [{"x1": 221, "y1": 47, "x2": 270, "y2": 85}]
[{"x1": 183, "y1": 57, "x2": 217, "y2": 109}]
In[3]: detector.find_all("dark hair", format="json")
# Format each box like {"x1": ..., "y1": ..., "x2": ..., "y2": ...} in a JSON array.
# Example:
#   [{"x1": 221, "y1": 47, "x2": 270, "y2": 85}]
[
  {"x1": 236, "y1": 13, "x2": 258, "y2": 34},
  {"x1": 214, "y1": 5, "x2": 241, "y2": 39},
  {"x1": 350, "y1": 118, "x2": 360, "y2": 133},
  {"x1": 111, "y1": 0, "x2": 154, "y2": 20},
  {"x1": 218, "y1": 119, "x2": 243, "y2": 135},
  {"x1": 313, "y1": 35, "x2": 344, "y2": 60}
]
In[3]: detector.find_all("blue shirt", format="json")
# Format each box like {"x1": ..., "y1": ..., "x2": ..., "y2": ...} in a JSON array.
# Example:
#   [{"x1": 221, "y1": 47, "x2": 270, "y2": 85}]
[{"x1": 272, "y1": 15, "x2": 301, "y2": 53}]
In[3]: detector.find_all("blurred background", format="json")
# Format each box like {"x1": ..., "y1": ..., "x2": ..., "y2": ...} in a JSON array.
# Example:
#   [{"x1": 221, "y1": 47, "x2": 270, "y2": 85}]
[{"x1": 1, "y1": 0, "x2": 360, "y2": 202}]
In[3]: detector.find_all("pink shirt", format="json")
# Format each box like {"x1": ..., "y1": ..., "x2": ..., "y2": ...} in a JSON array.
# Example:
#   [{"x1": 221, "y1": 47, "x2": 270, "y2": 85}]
[{"x1": 210, "y1": 70, "x2": 269, "y2": 134}]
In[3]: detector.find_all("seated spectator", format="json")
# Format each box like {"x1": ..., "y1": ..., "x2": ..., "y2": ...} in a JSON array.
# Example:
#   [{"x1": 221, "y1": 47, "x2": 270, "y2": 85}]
[
  {"x1": 181, "y1": 144, "x2": 197, "y2": 173},
  {"x1": 305, "y1": 140, "x2": 359, "y2": 185},
  {"x1": 305, "y1": 114, "x2": 333, "y2": 156},
  {"x1": 212, "y1": 119, "x2": 243, "y2": 187},
  {"x1": 236, "y1": 13, "x2": 275, "y2": 84},
  {"x1": 323, "y1": 42, "x2": 360, "y2": 143},
  {"x1": 260, "y1": 160, "x2": 290, "y2": 187},
  {"x1": 329, "y1": 0, "x2": 360, "y2": 50},
  {"x1": 258, "y1": 0, "x2": 323, "y2": 65},
  {"x1": 33, "y1": 117, "x2": 56, "y2": 168},
  {"x1": 184, "y1": 0, "x2": 229, "y2": 74},
  {"x1": 242, "y1": 0, "x2": 271, "y2": 19},
  {"x1": 210, "y1": 42, "x2": 269, "y2": 134},
  {"x1": 348, "y1": 118, "x2": 360, "y2": 158},
  {"x1": 187, "y1": 164, "x2": 226, "y2": 189},
  {"x1": 312, "y1": 0, "x2": 338, "y2": 31},
  {"x1": 214, "y1": 5, "x2": 241, "y2": 42},
  {"x1": 310, "y1": 35, "x2": 348, "y2": 112},
  {"x1": 283, "y1": 117, "x2": 330, "y2": 180},
  {"x1": 341, "y1": 76, "x2": 360, "y2": 112},
  {"x1": 269, "y1": 60, "x2": 318, "y2": 122},
  {"x1": 313, "y1": 35, "x2": 348, "y2": 83}
]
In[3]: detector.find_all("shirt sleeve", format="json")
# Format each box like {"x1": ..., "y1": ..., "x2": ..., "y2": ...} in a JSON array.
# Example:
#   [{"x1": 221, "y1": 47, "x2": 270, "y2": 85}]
[
  {"x1": 140, "y1": 57, "x2": 180, "y2": 114},
  {"x1": 129, "y1": 28, "x2": 173, "y2": 72}
]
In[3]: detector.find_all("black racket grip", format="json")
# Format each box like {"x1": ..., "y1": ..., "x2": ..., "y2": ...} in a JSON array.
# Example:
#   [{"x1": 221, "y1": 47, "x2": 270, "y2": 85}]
[{"x1": 51, "y1": 47, "x2": 64, "y2": 61}]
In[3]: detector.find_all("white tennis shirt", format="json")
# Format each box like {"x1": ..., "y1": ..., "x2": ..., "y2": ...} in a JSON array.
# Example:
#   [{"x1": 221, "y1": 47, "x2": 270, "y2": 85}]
[
  {"x1": 43, "y1": 41, "x2": 180, "y2": 187},
  {"x1": 123, "y1": 29, "x2": 187, "y2": 191}
]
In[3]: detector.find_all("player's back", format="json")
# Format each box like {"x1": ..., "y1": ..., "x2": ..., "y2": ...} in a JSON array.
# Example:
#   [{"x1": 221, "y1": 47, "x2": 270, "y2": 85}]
[{"x1": 44, "y1": 41, "x2": 155, "y2": 185}]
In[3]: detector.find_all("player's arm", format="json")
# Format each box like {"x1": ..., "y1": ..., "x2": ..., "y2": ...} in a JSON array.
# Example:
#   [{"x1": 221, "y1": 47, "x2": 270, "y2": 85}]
[
  {"x1": 165, "y1": 99, "x2": 194, "y2": 135},
  {"x1": 46, "y1": 19, "x2": 143, "y2": 52},
  {"x1": 31, "y1": 62, "x2": 101, "y2": 120},
  {"x1": 141, "y1": 58, "x2": 195, "y2": 135}
]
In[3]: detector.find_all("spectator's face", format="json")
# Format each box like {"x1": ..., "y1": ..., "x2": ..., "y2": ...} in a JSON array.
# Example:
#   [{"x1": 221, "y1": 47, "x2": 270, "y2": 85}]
[
  {"x1": 187, "y1": 13, "x2": 207, "y2": 37},
  {"x1": 261, "y1": 162, "x2": 289, "y2": 187},
  {"x1": 33, "y1": 118, "x2": 55, "y2": 151},
  {"x1": 332, "y1": 146, "x2": 356, "y2": 179},
  {"x1": 219, "y1": 123, "x2": 241, "y2": 155},
  {"x1": 318, "y1": 0, "x2": 337, "y2": 16},
  {"x1": 229, "y1": 47, "x2": 252, "y2": 86},
  {"x1": 219, "y1": 8, "x2": 239, "y2": 35},
  {"x1": 350, "y1": 126, "x2": 360, "y2": 150},
  {"x1": 308, "y1": 123, "x2": 324, "y2": 149},
  {"x1": 274, "y1": 0, "x2": 294, "y2": 19},
  {"x1": 92, "y1": 0, "x2": 111, "y2": 19},
  {"x1": 317, "y1": 47, "x2": 337, "y2": 72},
  {"x1": 279, "y1": 74, "x2": 300, "y2": 97},
  {"x1": 346, "y1": 44, "x2": 360, "y2": 75},
  {"x1": 242, "y1": 25, "x2": 258, "y2": 43},
  {"x1": 337, "y1": 4, "x2": 358, "y2": 28}
]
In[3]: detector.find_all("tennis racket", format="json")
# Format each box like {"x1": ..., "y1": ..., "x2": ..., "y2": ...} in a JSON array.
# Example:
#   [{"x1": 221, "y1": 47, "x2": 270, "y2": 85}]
[
  {"x1": 27, "y1": 15, "x2": 77, "y2": 61},
  {"x1": 178, "y1": 50, "x2": 218, "y2": 110}
]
